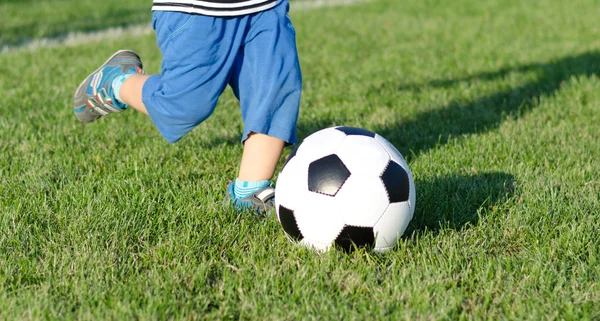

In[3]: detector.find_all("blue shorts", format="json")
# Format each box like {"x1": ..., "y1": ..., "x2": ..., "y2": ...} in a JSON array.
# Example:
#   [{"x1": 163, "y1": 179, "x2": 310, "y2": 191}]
[{"x1": 142, "y1": 0, "x2": 302, "y2": 144}]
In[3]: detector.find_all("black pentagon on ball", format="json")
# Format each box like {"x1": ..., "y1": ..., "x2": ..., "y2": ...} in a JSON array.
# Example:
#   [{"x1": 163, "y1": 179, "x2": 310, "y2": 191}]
[
  {"x1": 308, "y1": 154, "x2": 351, "y2": 197},
  {"x1": 334, "y1": 225, "x2": 375, "y2": 252},
  {"x1": 380, "y1": 160, "x2": 410, "y2": 203},
  {"x1": 334, "y1": 126, "x2": 376, "y2": 138},
  {"x1": 279, "y1": 205, "x2": 304, "y2": 241}
]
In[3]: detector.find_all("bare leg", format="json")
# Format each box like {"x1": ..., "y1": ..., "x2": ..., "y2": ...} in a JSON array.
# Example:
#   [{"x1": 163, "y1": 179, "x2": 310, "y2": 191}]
[
  {"x1": 119, "y1": 74, "x2": 151, "y2": 115},
  {"x1": 238, "y1": 133, "x2": 285, "y2": 181}
]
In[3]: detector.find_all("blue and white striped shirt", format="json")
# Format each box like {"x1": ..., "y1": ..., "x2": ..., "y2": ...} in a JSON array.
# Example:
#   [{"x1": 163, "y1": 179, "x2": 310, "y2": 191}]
[{"x1": 152, "y1": 0, "x2": 282, "y2": 16}]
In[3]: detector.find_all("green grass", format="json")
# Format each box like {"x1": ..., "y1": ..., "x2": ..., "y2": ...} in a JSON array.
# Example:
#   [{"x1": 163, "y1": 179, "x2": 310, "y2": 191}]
[
  {"x1": 1, "y1": 0, "x2": 600, "y2": 319},
  {"x1": 0, "y1": 0, "x2": 151, "y2": 46}
]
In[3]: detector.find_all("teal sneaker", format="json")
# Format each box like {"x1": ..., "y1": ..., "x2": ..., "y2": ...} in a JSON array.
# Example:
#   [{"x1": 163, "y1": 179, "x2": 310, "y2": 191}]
[
  {"x1": 225, "y1": 181, "x2": 276, "y2": 214},
  {"x1": 74, "y1": 50, "x2": 143, "y2": 123}
]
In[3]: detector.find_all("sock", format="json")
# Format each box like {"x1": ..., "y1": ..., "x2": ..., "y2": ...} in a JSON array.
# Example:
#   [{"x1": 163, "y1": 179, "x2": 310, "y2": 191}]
[
  {"x1": 233, "y1": 178, "x2": 271, "y2": 199},
  {"x1": 111, "y1": 73, "x2": 134, "y2": 106}
]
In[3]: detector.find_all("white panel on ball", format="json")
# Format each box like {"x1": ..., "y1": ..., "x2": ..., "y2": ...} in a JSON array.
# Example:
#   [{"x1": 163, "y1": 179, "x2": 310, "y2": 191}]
[
  {"x1": 374, "y1": 134, "x2": 408, "y2": 167},
  {"x1": 298, "y1": 238, "x2": 331, "y2": 252},
  {"x1": 293, "y1": 191, "x2": 346, "y2": 247},
  {"x1": 275, "y1": 155, "x2": 310, "y2": 212},
  {"x1": 335, "y1": 174, "x2": 389, "y2": 227},
  {"x1": 334, "y1": 135, "x2": 390, "y2": 177},
  {"x1": 295, "y1": 127, "x2": 347, "y2": 161},
  {"x1": 373, "y1": 202, "x2": 413, "y2": 251}
]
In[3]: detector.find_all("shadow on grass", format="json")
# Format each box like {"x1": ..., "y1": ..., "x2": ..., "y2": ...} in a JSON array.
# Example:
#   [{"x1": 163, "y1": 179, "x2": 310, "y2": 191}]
[
  {"x1": 294, "y1": 51, "x2": 600, "y2": 161},
  {"x1": 367, "y1": 51, "x2": 600, "y2": 160},
  {"x1": 404, "y1": 171, "x2": 515, "y2": 237}
]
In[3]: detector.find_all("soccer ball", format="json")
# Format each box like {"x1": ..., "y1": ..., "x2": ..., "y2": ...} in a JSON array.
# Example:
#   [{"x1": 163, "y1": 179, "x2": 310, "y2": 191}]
[{"x1": 275, "y1": 126, "x2": 416, "y2": 252}]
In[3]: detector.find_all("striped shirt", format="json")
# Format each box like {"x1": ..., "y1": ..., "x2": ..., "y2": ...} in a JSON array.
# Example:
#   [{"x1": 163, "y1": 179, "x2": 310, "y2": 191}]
[{"x1": 152, "y1": 0, "x2": 283, "y2": 16}]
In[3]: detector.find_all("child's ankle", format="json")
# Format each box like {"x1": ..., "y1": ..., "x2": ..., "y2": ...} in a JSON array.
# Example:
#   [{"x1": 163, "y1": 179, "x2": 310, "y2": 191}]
[{"x1": 111, "y1": 73, "x2": 135, "y2": 107}]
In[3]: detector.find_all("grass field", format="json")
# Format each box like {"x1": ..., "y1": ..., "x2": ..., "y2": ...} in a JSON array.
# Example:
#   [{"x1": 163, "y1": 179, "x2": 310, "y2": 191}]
[{"x1": 1, "y1": 0, "x2": 600, "y2": 319}]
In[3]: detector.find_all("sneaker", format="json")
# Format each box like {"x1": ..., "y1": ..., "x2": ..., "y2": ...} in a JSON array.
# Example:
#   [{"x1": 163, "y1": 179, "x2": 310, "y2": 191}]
[
  {"x1": 225, "y1": 181, "x2": 276, "y2": 215},
  {"x1": 74, "y1": 50, "x2": 143, "y2": 123}
]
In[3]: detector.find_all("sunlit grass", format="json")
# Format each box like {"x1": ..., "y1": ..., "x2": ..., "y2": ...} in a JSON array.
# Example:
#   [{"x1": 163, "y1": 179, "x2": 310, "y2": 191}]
[{"x1": 0, "y1": 0, "x2": 599, "y2": 319}]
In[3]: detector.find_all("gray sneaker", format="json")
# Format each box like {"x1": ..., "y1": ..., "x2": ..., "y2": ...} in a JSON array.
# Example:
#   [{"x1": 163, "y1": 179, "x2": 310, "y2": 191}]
[
  {"x1": 225, "y1": 181, "x2": 276, "y2": 215},
  {"x1": 74, "y1": 50, "x2": 143, "y2": 122}
]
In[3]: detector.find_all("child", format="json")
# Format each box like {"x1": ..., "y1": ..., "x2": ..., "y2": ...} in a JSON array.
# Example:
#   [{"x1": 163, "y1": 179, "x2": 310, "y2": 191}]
[{"x1": 73, "y1": 0, "x2": 302, "y2": 214}]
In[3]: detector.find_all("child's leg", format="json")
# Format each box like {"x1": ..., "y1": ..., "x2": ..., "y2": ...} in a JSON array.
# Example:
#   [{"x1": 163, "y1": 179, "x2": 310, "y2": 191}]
[
  {"x1": 226, "y1": 0, "x2": 302, "y2": 213},
  {"x1": 73, "y1": 50, "x2": 144, "y2": 123},
  {"x1": 75, "y1": 11, "x2": 251, "y2": 144},
  {"x1": 225, "y1": 133, "x2": 284, "y2": 214},
  {"x1": 238, "y1": 133, "x2": 285, "y2": 181},
  {"x1": 119, "y1": 74, "x2": 150, "y2": 115}
]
